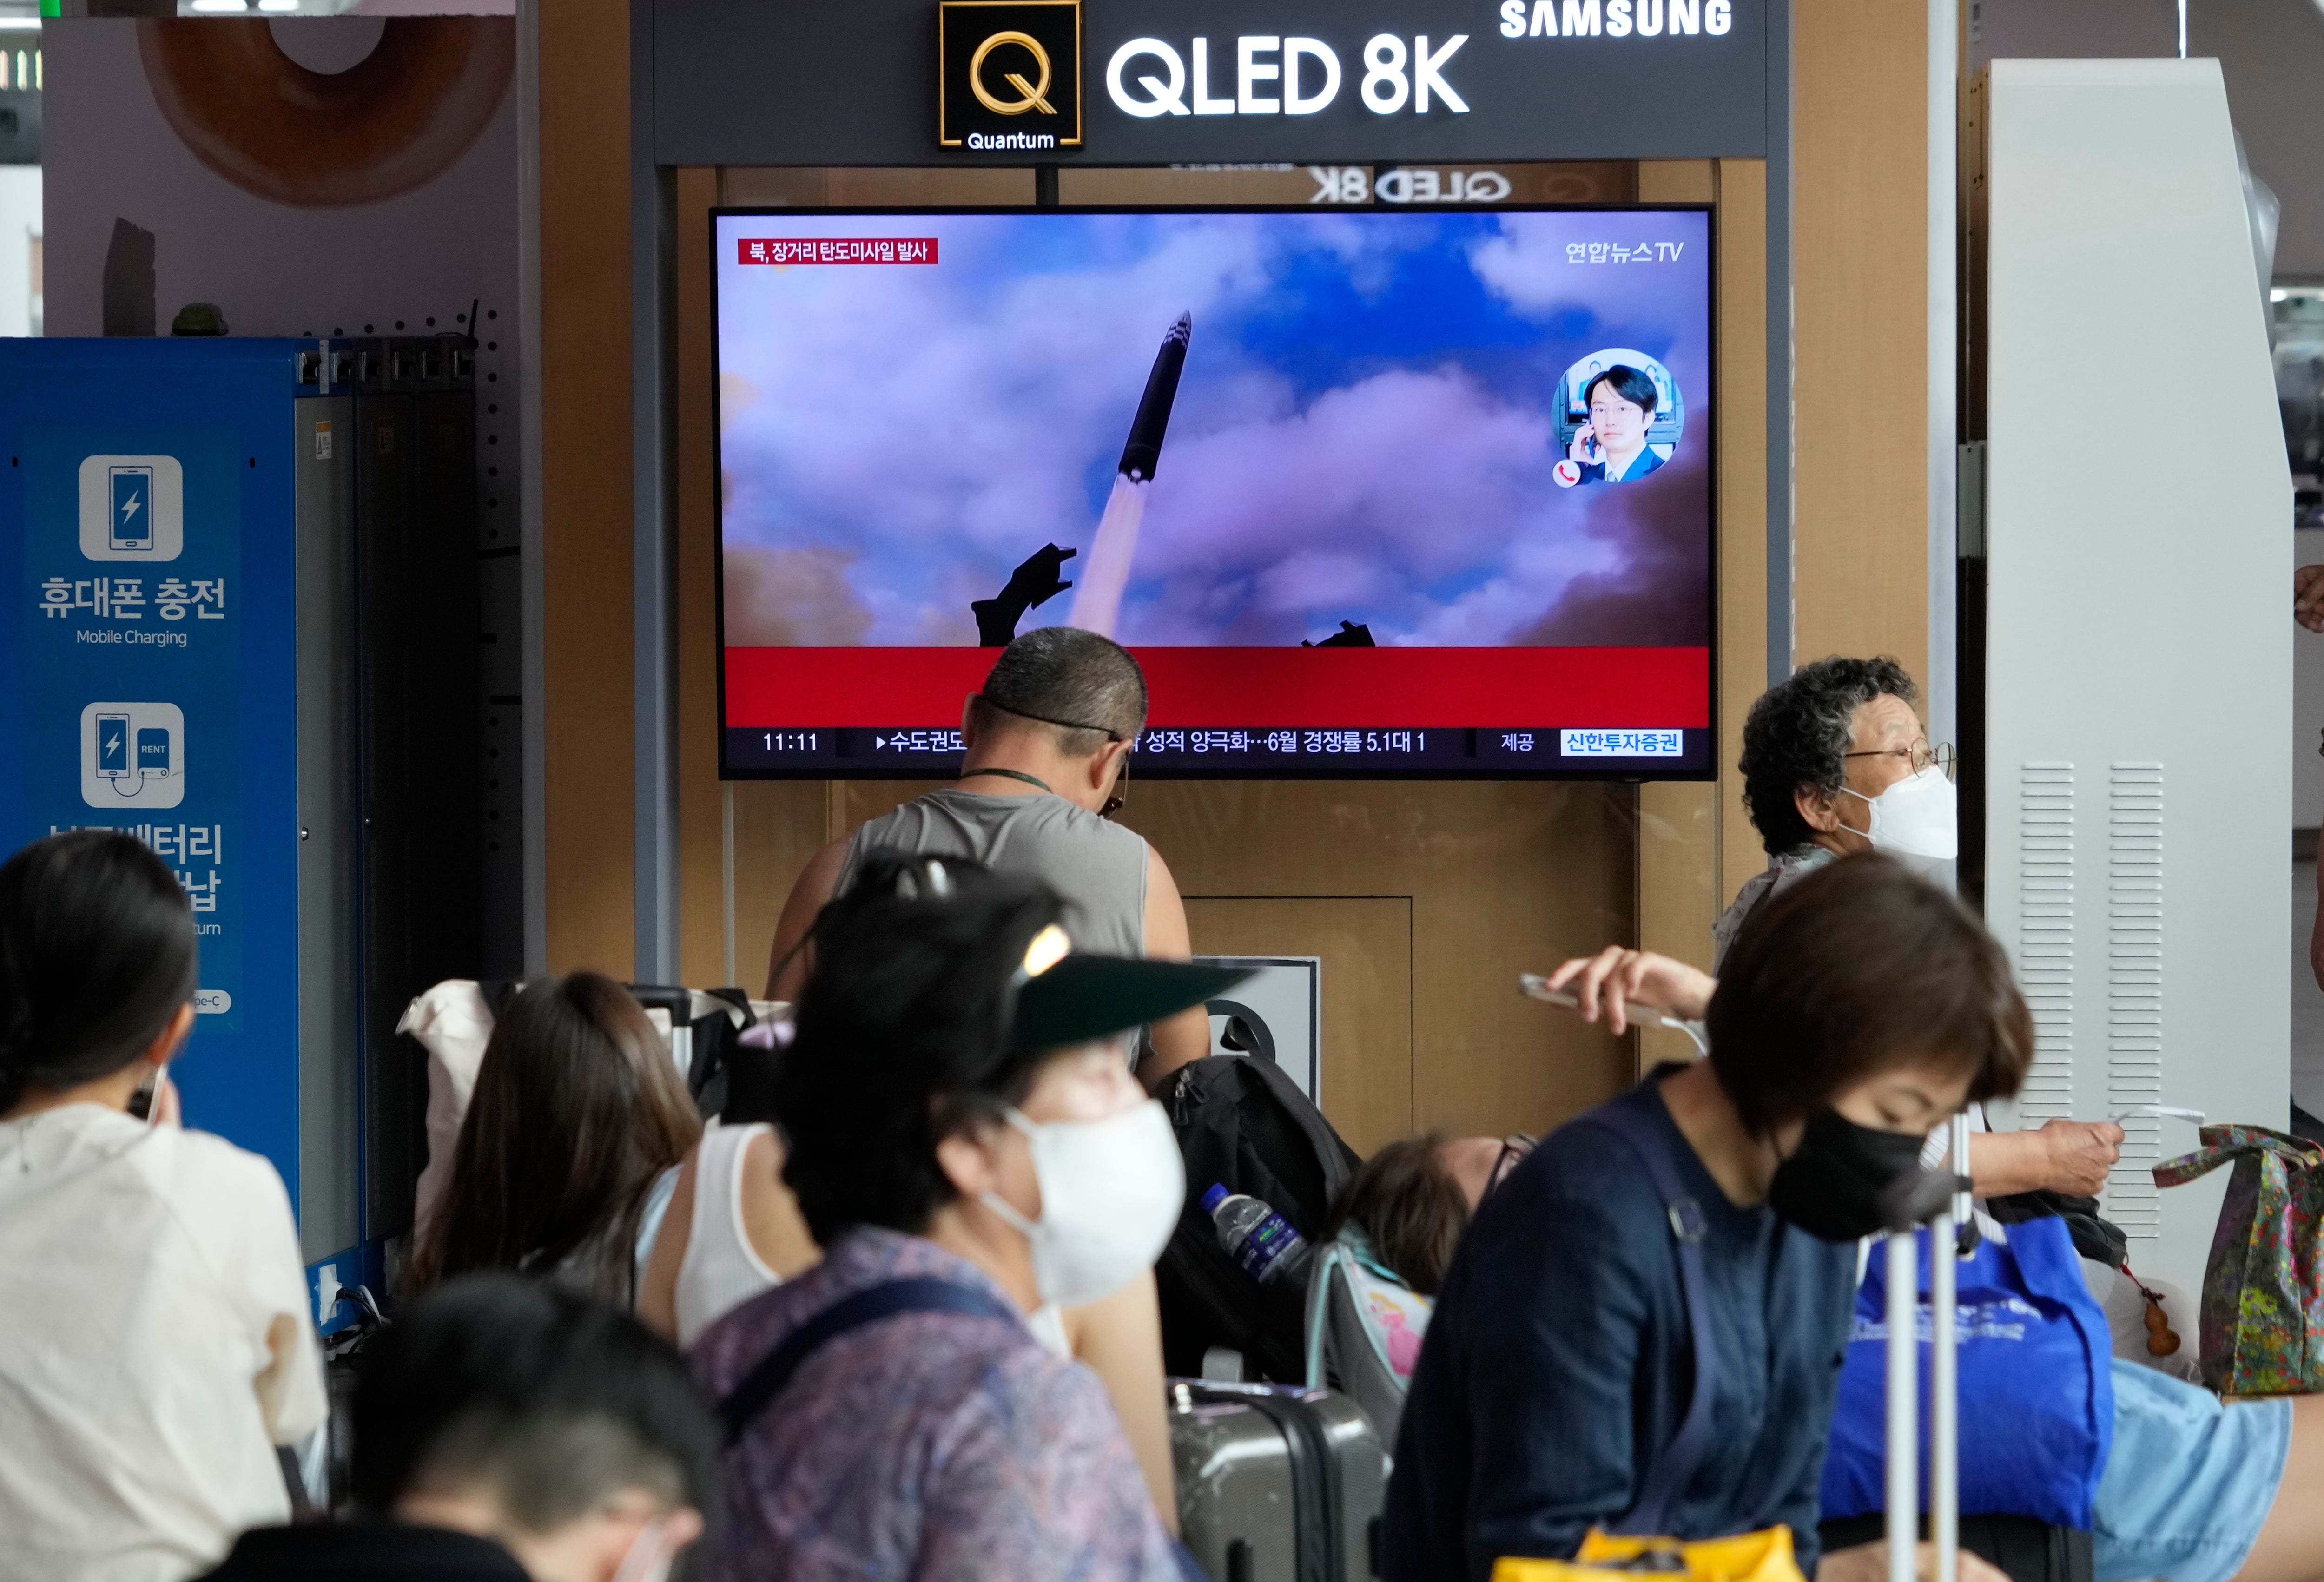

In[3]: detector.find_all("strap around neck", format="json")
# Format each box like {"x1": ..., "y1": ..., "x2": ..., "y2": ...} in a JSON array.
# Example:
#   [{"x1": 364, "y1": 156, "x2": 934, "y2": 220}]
[{"x1": 960, "y1": 767, "x2": 1053, "y2": 794}]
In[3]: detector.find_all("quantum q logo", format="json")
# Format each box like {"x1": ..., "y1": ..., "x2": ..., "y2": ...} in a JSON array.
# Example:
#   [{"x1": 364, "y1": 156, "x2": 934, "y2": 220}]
[
  {"x1": 940, "y1": 0, "x2": 1083, "y2": 151},
  {"x1": 970, "y1": 31, "x2": 1053, "y2": 115}
]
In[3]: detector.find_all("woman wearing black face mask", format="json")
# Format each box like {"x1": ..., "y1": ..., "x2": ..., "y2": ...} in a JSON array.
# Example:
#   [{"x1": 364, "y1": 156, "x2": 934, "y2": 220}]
[{"x1": 1382, "y1": 855, "x2": 2033, "y2": 1582}]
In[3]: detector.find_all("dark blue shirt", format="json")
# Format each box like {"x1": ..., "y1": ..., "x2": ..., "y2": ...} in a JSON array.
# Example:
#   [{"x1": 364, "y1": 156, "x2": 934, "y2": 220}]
[
  {"x1": 1578, "y1": 445, "x2": 1667, "y2": 484},
  {"x1": 1383, "y1": 1075, "x2": 1857, "y2": 1582}
]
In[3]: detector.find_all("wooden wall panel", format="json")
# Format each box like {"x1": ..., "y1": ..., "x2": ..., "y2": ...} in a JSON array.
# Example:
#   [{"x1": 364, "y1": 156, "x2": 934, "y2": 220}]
[
  {"x1": 1129, "y1": 782, "x2": 1636, "y2": 1140},
  {"x1": 1636, "y1": 157, "x2": 1768, "y2": 1072},
  {"x1": 1711, "y1": 158, "x2": 1772, "y2": 905},
  {"x1": 1183, "y1": 896, "x2": 1414, "y2": 1157},
  {"x1": 1792, "y1": 0, "x2": 1930, "y2": 683},
  {"x1": 539, "y1": 0, "x2": 635, "y2": 975}
]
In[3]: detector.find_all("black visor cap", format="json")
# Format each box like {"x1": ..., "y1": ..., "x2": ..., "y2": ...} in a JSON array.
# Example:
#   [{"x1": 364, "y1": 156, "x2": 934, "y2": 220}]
[{"x1": 1011, "y1": 955, "x2": 1252, "y2": 1051}]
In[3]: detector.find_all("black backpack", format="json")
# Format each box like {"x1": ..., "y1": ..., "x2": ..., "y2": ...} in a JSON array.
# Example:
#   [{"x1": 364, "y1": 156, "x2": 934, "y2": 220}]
[{"x1": 1154, "y1": 1055, "x2": 1360, "y2": 1382}]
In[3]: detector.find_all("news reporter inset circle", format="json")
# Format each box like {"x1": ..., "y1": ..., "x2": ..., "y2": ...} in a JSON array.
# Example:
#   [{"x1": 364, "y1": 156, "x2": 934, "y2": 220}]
[{"x1": 1553, "y1": 349, "x2": 1684, "y2": 487}]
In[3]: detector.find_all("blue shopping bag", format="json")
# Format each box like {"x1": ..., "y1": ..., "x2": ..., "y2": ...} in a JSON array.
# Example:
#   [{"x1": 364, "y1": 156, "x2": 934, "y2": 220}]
[{"x1": 1818, "y1": 1216, "x2": 2114, "y2": 1529}]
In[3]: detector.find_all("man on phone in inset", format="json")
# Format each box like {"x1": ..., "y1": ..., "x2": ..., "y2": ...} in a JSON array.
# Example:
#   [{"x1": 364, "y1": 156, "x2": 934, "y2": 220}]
[
  {"x1": 765, "y1": 624, "x2": 1210, "y2": 1091},
  {"x1": 1565, "y1": 365, "x2": 1667, "y2": 484}
]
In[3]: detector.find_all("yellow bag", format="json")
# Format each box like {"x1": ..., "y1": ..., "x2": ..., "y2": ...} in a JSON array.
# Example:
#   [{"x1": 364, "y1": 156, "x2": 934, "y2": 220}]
[{"x1": 1492, "y1": 1526, "x2": 1809, "y2": 1582}]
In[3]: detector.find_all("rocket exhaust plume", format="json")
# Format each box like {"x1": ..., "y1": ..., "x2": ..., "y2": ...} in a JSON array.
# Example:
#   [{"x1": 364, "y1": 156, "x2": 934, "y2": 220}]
[{"x1": 1069, "y1": 311, "x2": 1192, "y2": 637}]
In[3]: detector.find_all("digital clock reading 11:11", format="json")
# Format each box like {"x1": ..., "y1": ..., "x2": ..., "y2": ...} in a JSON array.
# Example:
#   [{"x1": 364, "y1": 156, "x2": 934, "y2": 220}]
[{"x1": 761, "y1": 732, "x2": 819, "y2": 751}]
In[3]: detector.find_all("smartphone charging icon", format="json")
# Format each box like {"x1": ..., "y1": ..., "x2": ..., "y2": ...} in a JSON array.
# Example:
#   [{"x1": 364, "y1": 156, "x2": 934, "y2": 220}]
[
  {"x1": 109, "y1": 466, "x2": 154, "y2": 552},
  {"x1": 96, "y1": 713, "x2": 131, "y2": 779},
  {"x1": 79, "y1": 455, "x2": 183, "y2": 562}
]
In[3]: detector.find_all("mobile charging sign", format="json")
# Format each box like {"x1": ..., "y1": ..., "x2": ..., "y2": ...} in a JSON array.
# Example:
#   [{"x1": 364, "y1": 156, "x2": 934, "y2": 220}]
[{"x1": 0, "y1": 342, "x2": 299, "y2": 1204}]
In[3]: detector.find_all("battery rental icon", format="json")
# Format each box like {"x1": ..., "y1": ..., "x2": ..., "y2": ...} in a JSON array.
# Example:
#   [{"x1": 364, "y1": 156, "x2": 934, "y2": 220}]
[{"x1": 80, "y1": 703, "x2": 185, "y2": 809}]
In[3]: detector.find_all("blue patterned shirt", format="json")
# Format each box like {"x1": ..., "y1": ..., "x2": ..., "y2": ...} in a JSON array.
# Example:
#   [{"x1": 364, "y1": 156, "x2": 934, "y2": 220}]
[{"x1": 693, "y1": 1226, "x2": 1181, "y2": 1582}]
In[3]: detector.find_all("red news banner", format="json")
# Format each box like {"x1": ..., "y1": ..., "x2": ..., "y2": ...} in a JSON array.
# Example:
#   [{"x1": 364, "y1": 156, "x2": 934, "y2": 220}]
[
  {"x1": 724, "y1": 647, "x2": 1712, "y2": 730},
  {"x1": 736, "y1": 237, "x2": 940, "y2": 265}
]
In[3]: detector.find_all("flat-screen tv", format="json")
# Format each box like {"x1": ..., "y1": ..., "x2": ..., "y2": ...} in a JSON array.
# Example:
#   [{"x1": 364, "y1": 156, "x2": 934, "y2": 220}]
[{"x1": 713, "y1": 205, "x2": 1713, "y2": 779}]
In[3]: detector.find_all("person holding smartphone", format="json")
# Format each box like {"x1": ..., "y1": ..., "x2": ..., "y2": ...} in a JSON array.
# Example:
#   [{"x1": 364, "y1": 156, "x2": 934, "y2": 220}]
[
  {"x1": 1565, "y1": 365, "x2": 1668, "y2": 484},
  {"x1": 0, "y1": 831, "x2": 324, "y2": 1582}
]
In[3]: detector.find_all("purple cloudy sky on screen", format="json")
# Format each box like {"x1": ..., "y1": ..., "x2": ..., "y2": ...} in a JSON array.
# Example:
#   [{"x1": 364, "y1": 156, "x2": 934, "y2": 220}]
[{"x1": 716, "y1": 210, "x2": 1710, "y2": 647}]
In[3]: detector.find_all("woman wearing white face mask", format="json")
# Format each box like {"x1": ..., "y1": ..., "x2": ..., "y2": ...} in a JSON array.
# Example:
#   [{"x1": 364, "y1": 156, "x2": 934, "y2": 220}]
[
  {"x1": 1717, "y1": 657, "x2": 1957, "y2": 973},
  {"x1": 693, "y1": 854, "x2": 1239, "y2": 1582},
  {"x1": 1711, "y1": 656, "x2": 2120, "y2": 1205}
]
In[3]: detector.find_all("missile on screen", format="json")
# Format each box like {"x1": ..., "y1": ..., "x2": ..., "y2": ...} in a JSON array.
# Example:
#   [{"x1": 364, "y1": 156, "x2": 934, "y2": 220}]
[
  {"x1": 1117, "y1": 311, "x2": 1193, "y2": 483},
  {"x1": 1069, "y1": 312, "x2": 1193, "y2": 638}
]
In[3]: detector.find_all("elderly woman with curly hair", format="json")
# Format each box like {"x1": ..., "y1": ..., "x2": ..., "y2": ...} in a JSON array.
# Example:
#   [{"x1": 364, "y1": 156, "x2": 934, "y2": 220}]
[{"x1": 1711, "y1": 657, "x2": 2118, "y2": 1204}]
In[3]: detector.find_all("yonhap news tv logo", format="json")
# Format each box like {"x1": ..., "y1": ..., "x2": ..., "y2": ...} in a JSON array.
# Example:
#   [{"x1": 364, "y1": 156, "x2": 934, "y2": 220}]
[{"x1": 939, "y1": 0, "x2": 1083, "y2": 150}]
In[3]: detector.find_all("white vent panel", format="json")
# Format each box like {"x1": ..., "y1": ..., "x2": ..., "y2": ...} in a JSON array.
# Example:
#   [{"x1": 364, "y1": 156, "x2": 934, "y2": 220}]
[
  {"x1": 2104, "y1": 764, "x2": 2164, "y2": 1236},
  {"x1": 2016, "y1": 763, "x2": 2075, "y2": 1121}
]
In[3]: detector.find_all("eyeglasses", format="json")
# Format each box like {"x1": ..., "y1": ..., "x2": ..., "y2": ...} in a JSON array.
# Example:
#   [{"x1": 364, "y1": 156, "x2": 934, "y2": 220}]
[
  {"x1": 1101, "y1": 747, "x2": 1129, "y2": 819},
  {"x1": 1487, "y1": 1134, "x2": 1538, "y2": 1197},
  {"x1": 1842, "y1": 741, "x2": 1956, "y2": 781}
]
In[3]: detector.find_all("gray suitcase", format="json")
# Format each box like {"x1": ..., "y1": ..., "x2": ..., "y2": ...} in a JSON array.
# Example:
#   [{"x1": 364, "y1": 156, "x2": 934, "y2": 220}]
[{"x1": 1169, "y1": 1378, "x2": 1386, "y2": 1582}]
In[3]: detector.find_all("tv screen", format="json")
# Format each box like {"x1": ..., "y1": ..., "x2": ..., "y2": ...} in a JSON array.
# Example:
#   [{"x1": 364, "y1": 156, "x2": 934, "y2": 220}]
[{"x1": 713, "y1": 205, "x2": 1713, "y2": 779}]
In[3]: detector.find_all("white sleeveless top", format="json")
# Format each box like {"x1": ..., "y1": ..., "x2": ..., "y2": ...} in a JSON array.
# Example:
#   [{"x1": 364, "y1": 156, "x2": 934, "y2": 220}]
[
  {"x1": 671, "y1": 1122, "x2": 1076, "y2": 1357},
  {"x1": 674, "y1": 1123, "x2": 783, "y2": 1349}
]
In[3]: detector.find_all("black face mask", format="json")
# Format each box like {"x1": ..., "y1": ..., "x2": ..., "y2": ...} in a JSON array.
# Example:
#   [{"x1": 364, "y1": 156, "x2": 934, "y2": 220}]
[{"x1": 1765, "y1": 1108, "x2": 1932, "y2": 1242}]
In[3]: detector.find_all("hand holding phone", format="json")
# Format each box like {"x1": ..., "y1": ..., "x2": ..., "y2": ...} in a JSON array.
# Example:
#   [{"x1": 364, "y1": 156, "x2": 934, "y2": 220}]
[
  {"x1": 128, "y1": 1064, "x2": 177, "y2": 1128},
  {"x1": 1520, "y1": 969, "x2": 1709, "y2": 1055}
]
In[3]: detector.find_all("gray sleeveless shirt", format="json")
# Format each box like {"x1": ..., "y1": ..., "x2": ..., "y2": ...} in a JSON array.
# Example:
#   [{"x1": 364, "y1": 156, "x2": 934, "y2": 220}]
[{"x1": 834, "y1": 788, "x2": 1149, "y2": 958}]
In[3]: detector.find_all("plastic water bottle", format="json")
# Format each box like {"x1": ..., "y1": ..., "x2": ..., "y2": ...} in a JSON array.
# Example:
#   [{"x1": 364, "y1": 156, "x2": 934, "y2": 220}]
[{"x1": 1204, "y1": 1183, "x2": 1312, "y2": 1286}]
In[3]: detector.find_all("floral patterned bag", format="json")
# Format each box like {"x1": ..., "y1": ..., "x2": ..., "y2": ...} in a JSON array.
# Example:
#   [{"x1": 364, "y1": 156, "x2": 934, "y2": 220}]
[{"x1": 2152, "y1": 1125, "x2": 2324, "y2": 1394}]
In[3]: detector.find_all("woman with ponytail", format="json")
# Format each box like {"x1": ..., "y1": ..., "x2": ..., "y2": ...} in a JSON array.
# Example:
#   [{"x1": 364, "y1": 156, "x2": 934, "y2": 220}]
[{"x1": 0, "y1": 831, "x2": 324, "y2": 1582}]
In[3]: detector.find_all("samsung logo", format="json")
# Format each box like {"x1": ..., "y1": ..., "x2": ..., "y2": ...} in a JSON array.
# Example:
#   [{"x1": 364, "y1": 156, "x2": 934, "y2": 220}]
[{"x1": 1497, "y1": 0, "x2": 1734, "y2": 37}]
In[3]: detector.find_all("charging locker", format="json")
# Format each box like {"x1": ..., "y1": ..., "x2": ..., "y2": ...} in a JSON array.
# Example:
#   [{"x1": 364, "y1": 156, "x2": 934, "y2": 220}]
[{"x1": 0, "y1": 337, "x2": 487, "y2": 1331}]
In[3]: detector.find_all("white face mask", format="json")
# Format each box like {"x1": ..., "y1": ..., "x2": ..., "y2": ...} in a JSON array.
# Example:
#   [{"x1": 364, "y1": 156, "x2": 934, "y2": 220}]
[
  {"x1": 1839, "y1": 764, "x2": 1959, "y2": 859},
  {"x1": 980, "y1": 1099, "x2": 1185, "y2": 1309}
]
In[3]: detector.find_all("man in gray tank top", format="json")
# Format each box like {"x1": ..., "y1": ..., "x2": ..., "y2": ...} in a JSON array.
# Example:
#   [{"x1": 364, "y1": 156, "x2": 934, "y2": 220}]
[{"x1": 766, "y1": 628, "x2": 1209, "y2": 1086}]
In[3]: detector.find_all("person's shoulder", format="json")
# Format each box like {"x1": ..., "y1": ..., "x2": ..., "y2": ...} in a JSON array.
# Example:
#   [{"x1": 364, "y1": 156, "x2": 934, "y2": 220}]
[
  {"x1": 1535, "y1": 1084, "x2": 1670, "y2": 1177},
  {"x1": 1505, "y1": 1085, "x2": 1684, "y2": 1229},
  {"x1": 695, "y1": 1229, "x2": 1035, "y2": 1397},
  {"x1": 194, "y1": 1522, "x2": 528, "y2": 1580},
  {"x1": 166, "y1": 1126, "x2": 297, "y2": 1214},
  {"x1": 691, "y1": 1254, "x2": 834, "y2": 1395}
]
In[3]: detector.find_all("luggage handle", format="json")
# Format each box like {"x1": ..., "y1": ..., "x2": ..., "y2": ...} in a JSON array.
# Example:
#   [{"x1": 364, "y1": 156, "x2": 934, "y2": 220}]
[{"x1": 1885, "y1": 1113, "x2": 1970, "y2": 1582}]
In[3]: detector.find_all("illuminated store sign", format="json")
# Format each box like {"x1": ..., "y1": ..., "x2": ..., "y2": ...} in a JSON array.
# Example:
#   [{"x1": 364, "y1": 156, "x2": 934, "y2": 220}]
[
  {"x1": 650, "y1": 0, "x2": 1769, "y2": 166},
  {"x1": 1101, "y1": 34, "x2": 1469, "y2": 119},
  {"x1": 1496, "y1": 0, "x2": 1735, "y2": 37},
  {"x1": 938, "y1": 1, "x2": 1084, "y2": 150}
]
